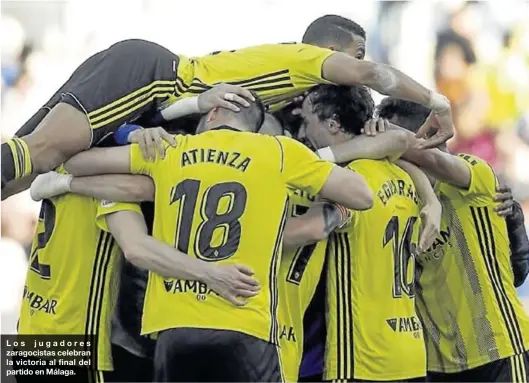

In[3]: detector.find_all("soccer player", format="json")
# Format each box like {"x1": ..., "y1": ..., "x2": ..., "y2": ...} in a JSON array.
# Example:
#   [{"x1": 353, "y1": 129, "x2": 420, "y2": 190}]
[
  {"x1": 272, "y1": 90, "x2": 422, "y2": 382},
  {"x1": 299, "y1": 85, "x2": 436, "y2": 382},
  {"x1": 2, "y1": 30, "x2": 455, "y2": 198},
  {"x1": 16, "y1": 170, "x2": 258, "y2": 383},
  {"x1": 47, "y1": 93, "x2": 373, "y2": 381},
  {"x1": 376, "y1": 98, "x2": 529, "y2": 382}
]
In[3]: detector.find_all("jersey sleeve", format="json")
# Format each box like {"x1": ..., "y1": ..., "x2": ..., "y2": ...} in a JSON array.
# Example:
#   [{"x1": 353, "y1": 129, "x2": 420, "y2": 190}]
[
  {"x1": 129, "y1": 135, "x2": 182, "y2": 176},
  {"x1": 449, "y1": 154, "x2": 497, "y2": 203},
  {"x1": 286, "y1": 44, "x2": 335, "y2": 87},
  {"x1": 275, "y1": 136, "x2": 336, "y2": 196},
  {"x1": 95, "y1": 200, "x2": 143, "y2": 233}
]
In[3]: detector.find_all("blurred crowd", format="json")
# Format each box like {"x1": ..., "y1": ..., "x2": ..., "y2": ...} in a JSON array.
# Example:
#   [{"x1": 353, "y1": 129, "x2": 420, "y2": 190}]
[{"x1": 1, "y1": 0, "x2": 529, "y2": 328}]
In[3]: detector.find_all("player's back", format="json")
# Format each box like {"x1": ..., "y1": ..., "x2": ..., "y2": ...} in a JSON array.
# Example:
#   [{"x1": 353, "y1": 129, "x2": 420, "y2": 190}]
[
  {"x1": 137, "y1": 129, "x2": 336, "y2": 344},
  {"x1": 18, "y1": 193, "x2": 122, "y2": 371},
  {"x1": 416, "y1": 154, "x2": 529, "y2": 373},
  {"x1": 174, "y1": 43, "x2": 334, "y2": 111},
  {"x1": 324, "y1": 159, "x2": 426, "y2": 381}
]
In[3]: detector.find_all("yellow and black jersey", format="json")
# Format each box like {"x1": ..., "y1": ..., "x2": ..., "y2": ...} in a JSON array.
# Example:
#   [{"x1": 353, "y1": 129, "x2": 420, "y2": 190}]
[
  {"x1": 18, "y1": 195, "x2": 141, "y2": 371},
  {"x1": 416, "y1": 154, "x2": 529, "y2": 373},
  {"x1": 278, "y1": 189, "x2": 328, "y2": 382},
  {"x1": 170, "y1": 43, "x2": 335, "y2": 112},
  {"x1": 130, "y1": 130, "x2": 335, "y2": 344},
  {"x1": 324, "y1": 159, "x2": 425, "y2": 381}
]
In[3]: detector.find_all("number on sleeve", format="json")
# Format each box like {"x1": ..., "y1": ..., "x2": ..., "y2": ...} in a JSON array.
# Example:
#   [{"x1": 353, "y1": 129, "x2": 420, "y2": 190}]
[
  {"x1": 29, "y1": 200, "x2": 56, "y2": 279},
  {"x1": 286, "y1": 205, "x2": 317, "y2": 285},
  {"x1": 171, "y1": 179, "x2": 247, "y2": 261},
  {"x1": 383, "y1": 215, "x2": 418, "y2": 298}
]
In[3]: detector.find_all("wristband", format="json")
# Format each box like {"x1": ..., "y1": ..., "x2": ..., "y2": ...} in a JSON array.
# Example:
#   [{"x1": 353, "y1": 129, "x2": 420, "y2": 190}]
[
  {"x1": 316, "y1": 147, "x2": 336, "y2": 163},
  {"x1": 114, "y1": 124, "x2": 142, "y2": 145},
  {"x1": 160, "y1": 96, "x2": 200, "y2": 120},
  {"x1": 427, "y1": 92, "x2": 450, "y2": 114}
]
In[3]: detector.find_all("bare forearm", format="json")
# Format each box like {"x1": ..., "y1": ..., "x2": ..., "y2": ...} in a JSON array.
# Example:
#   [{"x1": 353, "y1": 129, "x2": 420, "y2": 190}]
[
  {"x1": 107, "y1": 211, "x2": 212, "y2": 281},
  {"x1": 367, "y1": 63, "x2": 431, "y2": 106},
  {"x1": 326, "y1": 129, "x2": 411, "y2": 164},
  {"x1": 396, "y1": 160, "x2": 438, "y2": 206},
  {"x1": 64, "y1": 146, "x2": 131, "y2": 176},
  {"x1": 70, "y1": 175, "x2": 154, "y2": 202},
  {"x1": 283, "y1": 203, "x2": 344, "y2": 251}
]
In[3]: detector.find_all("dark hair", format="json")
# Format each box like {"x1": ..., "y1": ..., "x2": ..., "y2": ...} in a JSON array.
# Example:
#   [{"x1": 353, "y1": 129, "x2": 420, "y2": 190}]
[
  {"x1": 376, "y1": 97, "x2": 430, "y2": 133},
  {"x1": 218, "y1": 90, "x2": 266, "y2": 131},
  {"x1": 308, "y1": 85, "x2": 374, "y2": 135},
  {"x1": 302, "y1": 15, "x2": 366, "y2": 49}
]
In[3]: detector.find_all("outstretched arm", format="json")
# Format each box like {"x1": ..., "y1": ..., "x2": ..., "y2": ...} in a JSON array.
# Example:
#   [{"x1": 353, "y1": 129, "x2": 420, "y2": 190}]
[{"x1": 322, "y1": 53, "x2": 453, "y2": 148}]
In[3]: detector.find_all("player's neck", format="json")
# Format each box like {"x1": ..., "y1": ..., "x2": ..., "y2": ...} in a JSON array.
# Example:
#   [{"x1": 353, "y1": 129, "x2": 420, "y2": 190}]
[{"x1": 207, "y1": 119, "x2": 251, "y2": 133}]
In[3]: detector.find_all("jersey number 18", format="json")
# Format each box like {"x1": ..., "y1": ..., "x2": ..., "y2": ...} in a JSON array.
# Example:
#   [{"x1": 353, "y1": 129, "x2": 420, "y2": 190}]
[{"x1": 170, "y1": 179, "x2": 247, "y2": 261}]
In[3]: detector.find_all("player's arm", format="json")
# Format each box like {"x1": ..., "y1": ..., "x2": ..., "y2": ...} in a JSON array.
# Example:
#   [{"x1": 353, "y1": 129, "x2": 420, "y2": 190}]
[
  {"x1": 317, "y1": 123, "x2": 412, "y2": 164},
  {"x1": 102, "y1": 209, "x2": 259, "y2": 306},
  {"x1": 64, "y1": 139, "x2": 170, "y2": 177},
  {"x1": 395, "y1": 160, "x2": 442, "y2": 253},
  {"x1": 507, "y1": 200, "x2": 529, "y2": 287},
  {"x1": 322, "y1": 53, "x2": 453, "y2": 148},
  {"x1": 277, "y1": 136, "x2": 373, "y2": 211},
  {"x1": 29, "y1": 171, "x2": 154, "y2": 202},
  {"x1": 283, "y1": 201, "x2": 350, "y2": 251}
]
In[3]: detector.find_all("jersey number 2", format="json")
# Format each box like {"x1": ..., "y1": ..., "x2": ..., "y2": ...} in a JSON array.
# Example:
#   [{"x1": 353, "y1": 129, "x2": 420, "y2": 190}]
[
  {"x1": 171, "y1": 179, "x2": 247, "y2": 261},
  {"x1": 30, "y1": 200, "x2": 56, "y2": 279},
  {"x1": 383, "y1": 216, "x2": 417, "y2": 298}
]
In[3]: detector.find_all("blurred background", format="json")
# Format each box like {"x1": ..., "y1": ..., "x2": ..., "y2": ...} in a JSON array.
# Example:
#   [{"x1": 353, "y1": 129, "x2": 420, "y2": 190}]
[{"x1": 1, "y1": 0, "x2": 529, "y2": 332}]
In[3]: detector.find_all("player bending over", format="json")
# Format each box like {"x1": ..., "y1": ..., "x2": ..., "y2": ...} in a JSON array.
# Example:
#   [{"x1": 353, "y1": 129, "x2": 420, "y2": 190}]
[{"x1": 2, "y1": 18, "x2": 454, "y2": 198}]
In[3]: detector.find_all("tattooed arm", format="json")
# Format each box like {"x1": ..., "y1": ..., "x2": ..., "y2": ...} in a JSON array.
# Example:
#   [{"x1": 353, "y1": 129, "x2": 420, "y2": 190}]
[{"x1": 283, "y1": 201, "x2": 350, "y2": 251}]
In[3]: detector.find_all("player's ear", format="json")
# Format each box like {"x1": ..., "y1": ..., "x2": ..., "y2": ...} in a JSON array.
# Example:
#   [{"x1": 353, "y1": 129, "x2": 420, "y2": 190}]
[
  {"x1": 206, "y1": 107, "x2": 218, "y2": 123},
  {"x1": 328, "y1": 115, "x2": 341, "y2": 134}
]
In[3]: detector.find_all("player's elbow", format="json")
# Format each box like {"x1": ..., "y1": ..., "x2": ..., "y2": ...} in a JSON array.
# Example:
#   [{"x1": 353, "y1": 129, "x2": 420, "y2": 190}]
[
  {"x1": 351, "y1": 181, "x2": 374, "y2": 211},
  {"x1": 120, "y1": 237, "x2": 147, "y2": 266}
]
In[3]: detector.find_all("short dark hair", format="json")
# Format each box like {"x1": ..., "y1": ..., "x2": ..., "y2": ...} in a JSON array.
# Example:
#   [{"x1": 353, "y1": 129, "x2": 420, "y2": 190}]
[
  {"x1": 302, "y1": 15, "x2": 366, "y2": 49},
  {"x1": 308, "y1": 85, "x2": 374, "y2": 135},
  {"x1": 218, "y1": 90, "x2": 266, "y2": 132},
  {"x1": 376, "y1": 97, "x2": 430, "y2": 133}
]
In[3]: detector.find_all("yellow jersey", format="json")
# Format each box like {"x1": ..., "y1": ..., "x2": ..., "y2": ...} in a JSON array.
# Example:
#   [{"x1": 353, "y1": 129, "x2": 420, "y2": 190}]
[
  {"x1": 279, "y1": 189, "x2": 329, "y2": 382},
  {"x1": 130, "y1": 129, "x2": 336, "y2": 344},
  {"x1": 415, "y1": 154, "x2": 529, "y2": 373},
  {"x1": 18, "y1": 195, "x2": 141, "y2": 371},
  {"x1": 324, "y1": 159, "x2": 426, "y2": 381},
  {"x1": 172, "y1": 43, "x2": 335, "y2": 112}
]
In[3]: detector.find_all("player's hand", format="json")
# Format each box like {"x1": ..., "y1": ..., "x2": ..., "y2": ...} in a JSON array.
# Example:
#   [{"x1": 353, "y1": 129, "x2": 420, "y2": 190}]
[
  {"x1": 288, "y1": 92, "x2": 308, "y2": 116},
  {"x1": 414, "y1": 108, "x2": 455, "y2": 150},
  {"x1": 361, "y1": 118, "x2": 390, "y2": 136},
  {"x1": 205, "y1": 264, "x2": 260, "y2": 307},
  {"x1": 494, "y1": 184, "x2": 514, "y2": 217},
  {"x1": 30, "y1": 171, "x2": 73, "y2": 201},
  {"x1": 417, "y1": 200, "x2": 442, "y2": 254},
  {"x1": 198, "y1": 83, "x2": 255, "y2": 113},
  {"x1": 128, "y1": 127, "x2": 177, "y2": 161}
]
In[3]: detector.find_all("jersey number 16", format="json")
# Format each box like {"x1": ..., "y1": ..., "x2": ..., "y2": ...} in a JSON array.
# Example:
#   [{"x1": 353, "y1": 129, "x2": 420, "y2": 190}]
[{"x1": 383, "y1": 215, "x2": 418, "y2": 299}]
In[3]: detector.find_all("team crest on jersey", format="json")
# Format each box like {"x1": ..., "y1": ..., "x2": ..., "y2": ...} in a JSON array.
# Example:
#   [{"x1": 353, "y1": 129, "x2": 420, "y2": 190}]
[{"x1": 100, "y1": 200, "x2": 115, "y2": 208}]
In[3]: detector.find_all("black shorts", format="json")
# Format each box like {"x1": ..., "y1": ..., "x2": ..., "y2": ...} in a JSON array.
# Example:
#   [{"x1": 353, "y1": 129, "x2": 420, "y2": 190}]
[
  {"x1": 154, "y1": 328, "x2": 282, "y2": 382},
  {"x1": 428, "y1": 351, "x2": 529, "y2": 382},
  {"x1": 10, "y1": 353, "x2": 107, "y2": 383},
  {"x1": 15, "y1": 39, "x2": 179, "y2": 146},
  {"x1": 102, "y1": 344, "x2": 153, "y2": 382}
]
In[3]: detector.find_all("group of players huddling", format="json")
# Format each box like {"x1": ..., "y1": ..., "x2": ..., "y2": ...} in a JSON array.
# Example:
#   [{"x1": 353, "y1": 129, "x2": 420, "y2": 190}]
[{"x1": 3, "y1": 13, "x2": 529, "y2": 383}]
